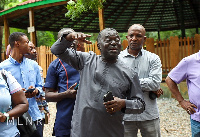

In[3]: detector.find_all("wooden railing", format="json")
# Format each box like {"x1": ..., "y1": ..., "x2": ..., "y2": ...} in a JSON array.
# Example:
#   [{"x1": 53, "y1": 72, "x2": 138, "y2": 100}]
[{"x1": 1, "y1": 34, "x2": 200, "y2": 78}]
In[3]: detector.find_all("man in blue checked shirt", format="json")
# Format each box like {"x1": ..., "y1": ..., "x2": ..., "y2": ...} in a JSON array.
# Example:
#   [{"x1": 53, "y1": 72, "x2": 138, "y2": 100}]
[{"x1": 0, "y1": 32, "x2": 43, "y2": 137}]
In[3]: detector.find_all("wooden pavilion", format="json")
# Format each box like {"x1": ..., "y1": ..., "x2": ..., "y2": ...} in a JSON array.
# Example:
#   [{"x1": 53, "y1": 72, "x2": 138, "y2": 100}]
[
  {"x1": 0, "y1": 0, "x2": 200, "y2": 46},
  {"x1": 0, "y1": 0, "x2": 200, "y2": 78}
]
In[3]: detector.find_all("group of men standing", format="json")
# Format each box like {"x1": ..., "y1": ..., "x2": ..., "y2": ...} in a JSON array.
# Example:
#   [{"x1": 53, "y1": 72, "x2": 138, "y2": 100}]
[
  {"x1": 49, "y1": 24, "x2": 162, "y2": 137},
  {"x1": 1, "y1": 23, "x2": 199, "y2": 137}
]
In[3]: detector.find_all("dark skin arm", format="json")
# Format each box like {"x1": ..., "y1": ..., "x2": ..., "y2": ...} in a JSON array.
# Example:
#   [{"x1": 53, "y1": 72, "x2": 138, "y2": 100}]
[
  {"x1": 165, "y1": 76, "x2": 197, "y2": 115},
  {"x1": 65, "y1": 32, "x2": 92, "y2": 44},
  {"x1": 152, "y1": 88, "x2": 163, "y2": 98},
  {"x1": 45, "y1": 83, "x2": 78, "y2": 102},
  {"x1": 0, "y1": 90, "x2": 29, "y2": 122},
  {"x1": 103, "y1": 97, "x2": 126, "y2": 115}
]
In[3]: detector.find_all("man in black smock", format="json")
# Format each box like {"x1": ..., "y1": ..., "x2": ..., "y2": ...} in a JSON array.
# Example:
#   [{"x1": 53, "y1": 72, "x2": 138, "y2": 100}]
[{"x1": 51, "y1": 28, "x2": 145, "y2": 137}]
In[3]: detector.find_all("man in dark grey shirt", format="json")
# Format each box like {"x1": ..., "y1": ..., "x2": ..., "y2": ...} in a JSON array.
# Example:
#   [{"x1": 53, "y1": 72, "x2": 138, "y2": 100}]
[{"x1": 51, "y1": 28, "x2": 145, "y2": 137}]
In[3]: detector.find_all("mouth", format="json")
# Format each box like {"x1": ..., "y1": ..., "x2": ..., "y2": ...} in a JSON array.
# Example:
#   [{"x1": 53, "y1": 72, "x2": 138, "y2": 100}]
[
  {"x1": 109, "y1": 48, "x2": 118, "y2": 52},
  {"x1": 130, "y1": 42, "x2": 137, "y2": 46}
]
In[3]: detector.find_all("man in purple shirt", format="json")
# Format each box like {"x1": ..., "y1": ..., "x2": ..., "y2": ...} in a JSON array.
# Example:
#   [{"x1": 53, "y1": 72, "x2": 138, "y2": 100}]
[{"x1": 165, "y1": 51, "x2": 200, "y2": 137}]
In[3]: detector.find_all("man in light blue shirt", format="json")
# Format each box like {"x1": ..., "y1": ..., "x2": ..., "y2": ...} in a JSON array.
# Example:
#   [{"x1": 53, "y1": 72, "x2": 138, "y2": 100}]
[{"x1": 0, "y1": 32, "x2": 43, "y2": 137}]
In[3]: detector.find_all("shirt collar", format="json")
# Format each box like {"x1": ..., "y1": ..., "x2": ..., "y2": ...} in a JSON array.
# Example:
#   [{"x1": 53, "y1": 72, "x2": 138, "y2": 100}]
[
  {"x1": 121, "y1": 47, "x2": 143, "y2": 58},
  {"x1": 8, "y1": 55, "x2": 25, "y2": 65}
]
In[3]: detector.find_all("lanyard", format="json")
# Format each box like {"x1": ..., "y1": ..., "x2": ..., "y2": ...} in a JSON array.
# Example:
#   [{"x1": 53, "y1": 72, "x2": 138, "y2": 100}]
[{"x1": 59, "y1": 59, "x2": 69, "y2": 89}]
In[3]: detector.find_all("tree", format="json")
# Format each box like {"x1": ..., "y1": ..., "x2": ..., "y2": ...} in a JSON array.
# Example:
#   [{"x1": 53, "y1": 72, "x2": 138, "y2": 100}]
[
  {"x1": 0, "y1": 0, "x2": 26, "y2": 62},
  {"x1": 0, "y1": 0, "x2": 8, "y2": 62},
  {"x1": 66, "y1": 0, "x2": 106, "y2": 20}
]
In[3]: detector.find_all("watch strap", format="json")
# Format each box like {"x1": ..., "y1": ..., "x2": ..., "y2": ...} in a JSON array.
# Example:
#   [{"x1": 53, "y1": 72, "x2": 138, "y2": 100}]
[{"x1": 3, "y1": 112, "x2": 9, "y2": 122}]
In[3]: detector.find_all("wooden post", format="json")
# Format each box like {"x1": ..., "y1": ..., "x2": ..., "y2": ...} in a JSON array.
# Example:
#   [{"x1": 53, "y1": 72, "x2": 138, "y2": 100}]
[
  {"x1": 29, "y1": 8, "x2": 36, "y2": 46},
  {"x1": 194, "y1": 34, "x2": 200, "y2": 53},
  {"x1": 53, "y1": 55, "x2": 57, "y2": 61},
  {"x1": 122, "y1": 40, "x2": 128, "y2": 50},
  {"x1": 39, "y1": 46, "x2": 46, "y2": 78},
  {"x1": 98, "y1": 7, "x2": 105, "y2": 31},
  {"x1": 146, "y1": 38, "x2": 155, "y2": 53},
  {"x1": 158, "y1": 30, "x2": 160, "y2": 40},
  {"x1": 196, "y1": 27, "x2": 199, "y2": 34},
  {"x1": 4, "y1": 16, "x2": 9, "y2": 57},
  {"x1": 169, "y1": 36, "x2": 179, "y2": 69}
]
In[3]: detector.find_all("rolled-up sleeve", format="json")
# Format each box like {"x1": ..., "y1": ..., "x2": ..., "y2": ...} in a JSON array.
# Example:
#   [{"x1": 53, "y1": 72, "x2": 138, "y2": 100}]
[
  {"x1": 125, "y1": 98, "x2": 145, "y2": 114},
  {"x1": 125, "y1": 72, "x2": 145, "y2": 114}
]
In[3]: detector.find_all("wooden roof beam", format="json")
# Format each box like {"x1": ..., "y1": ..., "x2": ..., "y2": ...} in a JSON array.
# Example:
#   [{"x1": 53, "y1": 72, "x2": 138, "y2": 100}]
[
  {"x1": 157, "y1": 0, "x2": 166, "y2": 39},
  {"x1": 109, "y1": 0, "x2": 134, "y2": 28},
  {"x1": 125, "y1": 0, "x2": 141, "y2": 28},
  {"x1": 188, "y1": 0, "x2": 199, "y2": 27},
  {"x1": 105, "y1": 0, "x2": 124, "y2": 20},
  {"x1": 143, "y1": 0, "x2": 159, "y2": 26},
  {"x1": 178, "y1": 0, "x2": 185, "y2": 38},
  {"x1": 172, "y1": 1, "x2": 180, "y2": 31},
  {"x1": 35, "y1": 7, "x2": 67, "y2": 27}
]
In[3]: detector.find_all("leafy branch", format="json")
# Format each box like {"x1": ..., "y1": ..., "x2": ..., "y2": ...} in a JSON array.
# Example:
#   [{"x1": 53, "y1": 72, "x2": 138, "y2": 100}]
[{"x1": 65, "y1": 0, "x2": 106, "y2": 20}]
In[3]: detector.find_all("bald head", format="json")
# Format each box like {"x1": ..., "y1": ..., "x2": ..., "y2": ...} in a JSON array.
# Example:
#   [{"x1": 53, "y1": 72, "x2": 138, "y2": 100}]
[{"x1": 128, "y1": 24, "x2": 146, "y2": 35}]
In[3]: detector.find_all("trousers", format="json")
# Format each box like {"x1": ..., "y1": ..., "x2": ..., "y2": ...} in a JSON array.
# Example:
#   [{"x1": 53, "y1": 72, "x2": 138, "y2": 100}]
[
  {"x1": 191, "y1": 118, "x2": 200, "y2": 137},
  {"x1": 124, "y1": 118, "x2": 161, "y2": 137}
]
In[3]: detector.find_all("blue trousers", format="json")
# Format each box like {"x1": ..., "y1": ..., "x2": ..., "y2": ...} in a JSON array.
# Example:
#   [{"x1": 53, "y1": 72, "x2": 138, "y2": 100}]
[
  {"x1": 30, "y1": 119, "x2": 44, "y2": 137},
  {"x1": 191, "y1": 118, "x2": 200, "y2": 137}
]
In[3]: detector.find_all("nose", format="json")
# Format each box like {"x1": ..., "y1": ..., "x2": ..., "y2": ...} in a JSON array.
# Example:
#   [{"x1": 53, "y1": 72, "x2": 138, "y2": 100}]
[
  {"x1": 131, "y1": 36, "x2": 137, "y2": 41},
  {"x1": 32, "y1": 49, "x2": 37, "y2": 53},
  {"x1": 110, "y1": 40, "x2": 116, "y2": 45}
]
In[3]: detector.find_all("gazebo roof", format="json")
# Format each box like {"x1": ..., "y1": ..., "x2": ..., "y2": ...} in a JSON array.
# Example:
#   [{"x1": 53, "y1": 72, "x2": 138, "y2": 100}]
[{"x1": 0, "y1": 0, "x2": 200, "y2": 33}]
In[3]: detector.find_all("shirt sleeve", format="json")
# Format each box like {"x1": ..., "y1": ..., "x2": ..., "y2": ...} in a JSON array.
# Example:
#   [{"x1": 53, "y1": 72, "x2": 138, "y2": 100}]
[
  {"x1": 139, "y1": 55, "x2": 162, "y2": 91},
  {"x1": 125, "y1": 72, "x2": 145, "y2": 114},
  {"x1": 44, "y1": 61, "x2": 58, "y2": 89},
  {"x1": 168, "y1": 58, "x2": 188, "y2": 84},
  {"x1": 3, "y1": 70, "x2": 22, "y2": 94},
  {"x1": 51, "y1": 37, "x2": 91, "y2": 71},
  {"x1": 35, "y1": 64, "x2": 43, "y2": 97},
  {"x1": 51, "y1": 38, "x2": 73, "y2": 55}
]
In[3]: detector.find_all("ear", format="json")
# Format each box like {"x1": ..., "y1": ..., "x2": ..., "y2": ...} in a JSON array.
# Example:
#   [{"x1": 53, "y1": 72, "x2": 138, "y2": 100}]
[
  {"x1": 126, "y1": 35, "x2": 128, "y2": 39},
  {"x1": 144, "y1": 36, "x2": 147, "y2": 41},
  {"x1": 15, "y1": 41, "x2": 19, "y2": 47}
]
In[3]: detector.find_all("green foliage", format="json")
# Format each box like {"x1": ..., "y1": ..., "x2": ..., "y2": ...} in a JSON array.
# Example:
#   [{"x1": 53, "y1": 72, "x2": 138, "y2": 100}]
[
  {"x1": 36, "y1": 31, "x2": 56, "y2": 47},
  {"x1": 2, "y1": 28, "x2": 56, "y2": 49},
  {"x1": 1, "y1": 0, "x2": 27, "y2": 10},
  {"x1": 146, "y1": 32, "x2": 158, "y2": 40},
  {"x1": 0, "y1": 0, "x2": 6, "y2": 10},
  {"x1": 66, "y1": 0, "x2": 106, "y2": 20},
  {"x1": 185, "y1": 28, "x2": 197, "y2": 38},
  {"x1": 119, "y1": 33, "x2": 127, "y2": 42}
]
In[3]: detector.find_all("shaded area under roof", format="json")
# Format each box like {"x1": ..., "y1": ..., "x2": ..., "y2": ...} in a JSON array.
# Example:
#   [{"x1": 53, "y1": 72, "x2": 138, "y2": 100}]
[{"x1": 0, "y1": 0, "x2": 200, "y2": 33}]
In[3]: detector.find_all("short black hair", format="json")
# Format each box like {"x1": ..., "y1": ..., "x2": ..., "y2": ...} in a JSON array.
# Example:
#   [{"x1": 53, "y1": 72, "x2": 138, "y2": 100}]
[
  {"x1": 9, "y1": 32, "x2": 26, "y2": 48},
  {"x1": 57, "y1": 28, "x2": 74, "y2": 39}
]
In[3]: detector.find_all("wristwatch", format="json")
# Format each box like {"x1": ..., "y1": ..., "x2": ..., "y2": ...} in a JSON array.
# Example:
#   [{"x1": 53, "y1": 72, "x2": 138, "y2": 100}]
[{"x1": 3, "y1": 112, "x2": 9, "y2": 122}]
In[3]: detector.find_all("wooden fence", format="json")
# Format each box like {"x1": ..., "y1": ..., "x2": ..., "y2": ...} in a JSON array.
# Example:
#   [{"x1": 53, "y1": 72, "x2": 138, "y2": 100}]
[{"x1": 1, "y1": 34, "x2": 200, "y2": 78}]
